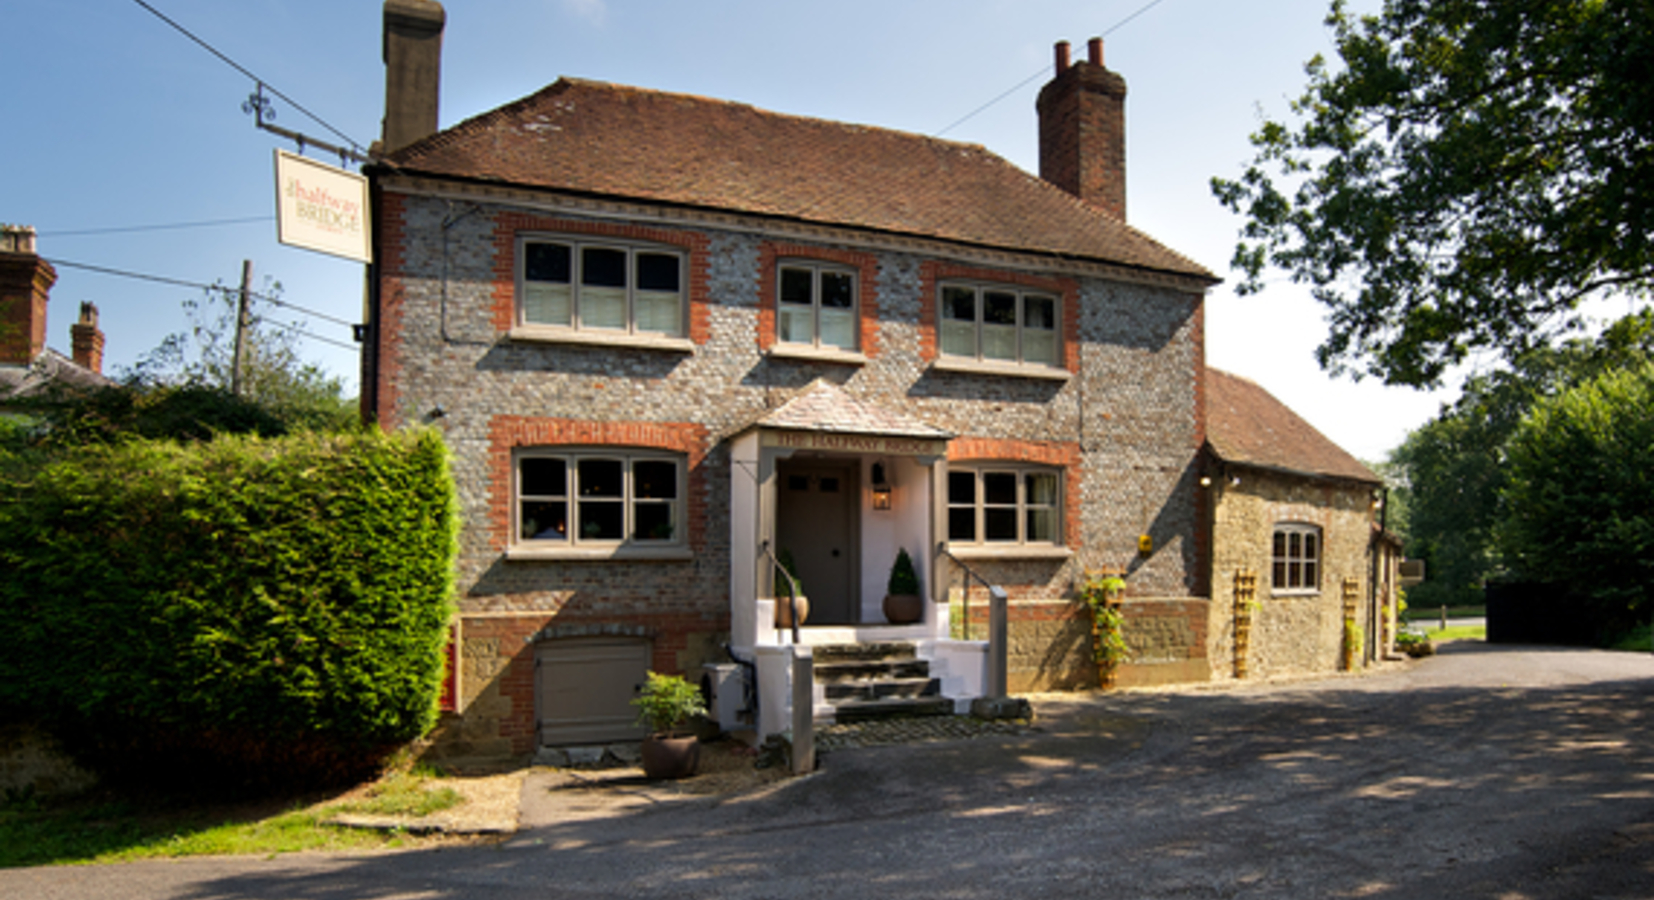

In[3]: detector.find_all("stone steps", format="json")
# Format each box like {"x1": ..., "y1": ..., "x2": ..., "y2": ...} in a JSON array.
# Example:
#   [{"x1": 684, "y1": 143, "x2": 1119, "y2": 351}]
[{"x1": 813, "y1": 642, "x2": 951, "y2": 723}]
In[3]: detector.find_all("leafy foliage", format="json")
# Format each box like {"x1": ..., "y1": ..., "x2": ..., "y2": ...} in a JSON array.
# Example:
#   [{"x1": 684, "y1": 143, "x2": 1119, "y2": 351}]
[
  {"x1": 0, "y1": 428, "x2": 458, "y2": 790},
  {"x1": 887, "y1": 547, "x2": 921, "y2": 595},
  {"x1": 1213, "y1": 0, "x2": 1654, "y2": 387},
  {"x1": 1391, "y1": 311, "x2": 1654, "y2": 607},
  {"x1": 1498, "y1": 361, "x2": 1654, "y2": 635},
  {"x1": 1080, "y1": 574, "x2": 1129, "y2": 670},
  {"x1": 127, "y1": 278, "x2": 355, "y2": 432},
  {"x1": 630, "y1": 671, "x2": 708, "y2": 735}
]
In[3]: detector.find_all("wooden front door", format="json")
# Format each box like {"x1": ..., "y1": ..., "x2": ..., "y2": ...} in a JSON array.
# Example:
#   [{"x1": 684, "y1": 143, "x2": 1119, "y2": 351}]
[{"x1": 776, "y1": 460, "x2": 857, "y2": 625}]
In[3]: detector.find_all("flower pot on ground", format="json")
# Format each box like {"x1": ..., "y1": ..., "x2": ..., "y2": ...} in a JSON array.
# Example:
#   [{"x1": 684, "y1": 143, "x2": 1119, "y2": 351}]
[
  {"x1": 882, "y1": 547, "x2": 923, "y2": 624},
  {"x1": 630, "y1": 671, "x2": 709, "y2": 780}
]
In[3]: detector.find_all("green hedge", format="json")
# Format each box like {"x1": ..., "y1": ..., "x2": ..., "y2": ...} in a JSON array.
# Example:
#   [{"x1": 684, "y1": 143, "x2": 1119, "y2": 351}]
[{"x1": 0, "y1": 428, "x2": 458, "y2": 788}]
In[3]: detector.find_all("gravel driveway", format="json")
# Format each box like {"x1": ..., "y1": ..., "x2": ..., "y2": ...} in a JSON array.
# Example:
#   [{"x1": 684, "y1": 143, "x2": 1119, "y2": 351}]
[{"x1": 8, "y1": 642, "x2": 1654, "y2": 899}]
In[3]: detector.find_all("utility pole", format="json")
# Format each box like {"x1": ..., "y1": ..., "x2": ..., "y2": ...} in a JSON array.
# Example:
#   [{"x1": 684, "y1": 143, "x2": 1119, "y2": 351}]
[{"x1": 231, "y1": 259, "x2": 252, "y2": 397}]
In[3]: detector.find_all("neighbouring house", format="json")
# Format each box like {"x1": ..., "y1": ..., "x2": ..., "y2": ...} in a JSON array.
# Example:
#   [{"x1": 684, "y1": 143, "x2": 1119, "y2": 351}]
[
  {"x1": 1, "y1": 224, "x2": 110, "y2": 415},
  {"x1": 1204, "y1": 368, "x2": 1400, "y2": 679},
  {"x1": 362, "y1": 2, "x2": 1387, "y2": 762}
]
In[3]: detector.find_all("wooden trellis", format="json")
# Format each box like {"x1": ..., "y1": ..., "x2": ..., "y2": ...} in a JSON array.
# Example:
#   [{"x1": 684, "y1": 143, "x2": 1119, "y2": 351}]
[{"x1": 1232, "y1": 568, "x2": 1257, "y2": 679}]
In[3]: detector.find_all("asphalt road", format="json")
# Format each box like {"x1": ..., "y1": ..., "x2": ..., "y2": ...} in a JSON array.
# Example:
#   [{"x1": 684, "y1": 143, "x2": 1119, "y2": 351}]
[{"x1": 9, "y1": 643, "x2": 1654, "y2": 899}]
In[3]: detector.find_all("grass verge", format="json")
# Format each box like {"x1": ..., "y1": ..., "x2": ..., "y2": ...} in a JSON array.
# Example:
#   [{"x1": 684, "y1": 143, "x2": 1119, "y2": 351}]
[{"x1": 0, "y1": 768, "x2": 472, "y2": 868}]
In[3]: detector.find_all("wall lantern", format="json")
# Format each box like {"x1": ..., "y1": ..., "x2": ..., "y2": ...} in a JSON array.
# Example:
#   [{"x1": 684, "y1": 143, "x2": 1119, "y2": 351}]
[{"x1": 871, "y1": 461, "x2": 893, "y2": 511}]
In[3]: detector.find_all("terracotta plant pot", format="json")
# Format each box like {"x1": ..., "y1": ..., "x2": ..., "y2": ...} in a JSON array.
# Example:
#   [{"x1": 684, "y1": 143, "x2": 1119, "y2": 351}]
[
  {"x1": 882, "y1": 593, "x2": 923, "y2": 625},
  {"x1": 640, "y1": 733, "x2": 700, "y2": 780},
  {"x1": 774, "y1": 595, "x2": 809, "y2": 628}
]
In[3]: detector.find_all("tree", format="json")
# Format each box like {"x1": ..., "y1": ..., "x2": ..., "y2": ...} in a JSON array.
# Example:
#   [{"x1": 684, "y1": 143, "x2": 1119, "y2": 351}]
[
  {"x1": 1213, "y1": 0, "x2": 1654, "y2": 387},
  {"x1": 130, "y1": 278, "x2": 355, "y2": 432},
  {"x1": 1391, "y1": 310, "x2": 1654, "y2": 607},
  {"x1": 1498, "y1": 361, "x2": 1654, "y2": 637}
]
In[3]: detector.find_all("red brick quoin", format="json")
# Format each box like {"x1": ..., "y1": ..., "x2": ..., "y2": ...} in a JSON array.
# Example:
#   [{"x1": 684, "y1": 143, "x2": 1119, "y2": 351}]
[{"x1": 486, "y1": 416, "x2": 711, "y2": 553}]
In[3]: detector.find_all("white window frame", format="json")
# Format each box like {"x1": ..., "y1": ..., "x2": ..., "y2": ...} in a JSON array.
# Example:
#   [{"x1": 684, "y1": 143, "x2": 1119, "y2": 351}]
[
  {"x1": 937, "y1": 281, "x2": 1062, "y2": 369},
  {"x1": 775, "y1": 260, "x2": 859, "y2": 351},
  {"x1": 515, "y1": 235, "x2": 687, "y2": 339},
  {"x1": 945, "y1": 463, "x2": 1064, "y2": 550},
  {"x1": 512, "y1": 449, "x2": 687, "y2": 558},
  {"x1": 1271, "y1": 523, "x2": 1321, "y2": 595}
]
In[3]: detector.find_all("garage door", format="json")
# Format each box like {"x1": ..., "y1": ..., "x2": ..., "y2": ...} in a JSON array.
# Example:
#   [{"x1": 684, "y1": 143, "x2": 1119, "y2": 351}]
[{"x1": 535, "y1": 636, "x2": 651, "y2": 746}]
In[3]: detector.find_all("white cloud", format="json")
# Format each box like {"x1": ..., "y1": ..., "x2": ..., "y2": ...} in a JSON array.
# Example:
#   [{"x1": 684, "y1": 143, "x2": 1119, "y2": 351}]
[{"x1": 561, "y1": 0, "x2": 606, "y2": 26}]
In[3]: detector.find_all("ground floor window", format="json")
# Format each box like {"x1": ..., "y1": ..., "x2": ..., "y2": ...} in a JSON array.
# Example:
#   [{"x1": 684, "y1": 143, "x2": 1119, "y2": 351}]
[
  {"x1": 946, "y1": 464, "x2": 1061, "y2": 546},
  {"x1": 1272, "y1": 523, "x2": 1321, "y2": 593},
  {"x1": 516, "y1": 449, "x2": 684, "y2": 547}
]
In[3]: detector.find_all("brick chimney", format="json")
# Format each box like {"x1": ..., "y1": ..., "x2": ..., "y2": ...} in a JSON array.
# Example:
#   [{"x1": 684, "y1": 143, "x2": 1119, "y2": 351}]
[
  {"x1": 71, "y1": 301, "x2": 104, "y2": 375},
  {"x1": 381, "y1": 0, "x2": 445, "y2": 155},
  {"x1": 0, "y1": 224, "x2": 56, "y2": 366},
  {"x1": 1036, "y1": 37, "x2": 1128, "y2": 221}
]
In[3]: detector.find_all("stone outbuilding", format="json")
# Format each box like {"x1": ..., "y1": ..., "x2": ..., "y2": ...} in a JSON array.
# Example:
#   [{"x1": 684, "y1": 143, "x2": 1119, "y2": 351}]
[{"x1": 1204, "y1": 368, "x2": 1399, "y2": 680}]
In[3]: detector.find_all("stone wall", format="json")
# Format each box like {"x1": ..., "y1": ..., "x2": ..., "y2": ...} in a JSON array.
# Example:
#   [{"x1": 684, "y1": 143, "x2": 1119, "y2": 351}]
[{"x1": 1208, "y1": 465, "x2": 1378, "y2": 679}]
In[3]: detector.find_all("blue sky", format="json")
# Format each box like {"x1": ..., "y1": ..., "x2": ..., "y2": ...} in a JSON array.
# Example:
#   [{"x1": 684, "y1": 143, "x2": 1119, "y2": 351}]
[{"x1": 2, "y1": 0, "x2": 1452, "y2": 460}]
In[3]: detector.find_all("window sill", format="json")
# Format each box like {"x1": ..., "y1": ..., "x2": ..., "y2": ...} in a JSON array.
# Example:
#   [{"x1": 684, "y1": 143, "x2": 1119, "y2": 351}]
[
  {"x1": 506, "y1": 545, "x2": 694, "y2": 562},
  {"x1": 946, "y1": 544, "x2": 1074, "y2": 561},
  {"x1": 508, "y1": 326, "x2": 696, "y2": 353},
  {"x1": 766, "y1": 344, "x2": 867, "y2": 365},
  {"x1": 931, "y1": 357, "x2": 1072, "y2": 381},
  {"x1": 1270, "y1": 589, "x2": 1321, "y2": 599}
]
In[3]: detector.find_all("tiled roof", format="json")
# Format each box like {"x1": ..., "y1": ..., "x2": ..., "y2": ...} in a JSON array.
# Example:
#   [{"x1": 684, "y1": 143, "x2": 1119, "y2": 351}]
[
  {"x1": 753, "y1": 380, "x2": 953, "y2": 439},
  {"x1": 0, "y1": 349, "x2": 112, "y2": 403},
  {"x1": 385, "y1": 78, "x2": 1216, "y2": 283},
  {"x1": 1205, "y1": 368, "x2": 1377, "y2": 484}
]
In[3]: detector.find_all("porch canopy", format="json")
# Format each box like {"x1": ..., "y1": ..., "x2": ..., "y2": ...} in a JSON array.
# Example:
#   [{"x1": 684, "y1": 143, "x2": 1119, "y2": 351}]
[{"x1": 729, "y1": 380, "x2": 954, "y2": 648}]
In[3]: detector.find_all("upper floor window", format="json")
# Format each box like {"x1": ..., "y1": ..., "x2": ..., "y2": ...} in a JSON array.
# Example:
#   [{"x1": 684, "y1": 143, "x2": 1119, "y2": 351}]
[
  {"x1": 516, "y1": 449, "x2": 684, "y2": 548},
  {"x1": 519, "y1": 237, "x2": 684, "y2": 338},
  {"x1": 1272, "y1": 523, "x2": 1321, "y2": 594},
  {"x1": 777, "y1": 261, "x2": 857, "y2": 351},
  {"x1": 939, "y1": 283, "x2": 1059, "y2": 367},
  {"x1": 947, "y1": 464, "x2": 1062, "y2": 547}
]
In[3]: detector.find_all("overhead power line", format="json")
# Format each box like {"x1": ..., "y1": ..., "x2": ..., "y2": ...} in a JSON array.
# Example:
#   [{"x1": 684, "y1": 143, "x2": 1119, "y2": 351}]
[
  {"x1": 40, "y1": 216, "x2": 274, "y2": 238},
  {"x1": 129, "y1": 0, "x2": 367, "y2": 155},
  {"x1": 934, "y1": 0, "x2": 1174, "y2": 137},
  {"x1": 43, "y1": 256, "x2": 360, "y2": 340}
]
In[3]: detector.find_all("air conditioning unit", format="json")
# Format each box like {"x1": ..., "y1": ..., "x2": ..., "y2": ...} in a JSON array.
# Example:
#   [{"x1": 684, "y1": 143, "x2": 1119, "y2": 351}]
[{"x1": 700, "y1": 662, "x2": 749, "y2": 731}]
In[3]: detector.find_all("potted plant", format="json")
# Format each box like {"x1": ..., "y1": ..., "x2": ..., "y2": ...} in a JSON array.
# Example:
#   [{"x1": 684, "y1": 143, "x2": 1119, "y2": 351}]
[
  {"x1": 773, "y1": 547, "x2": 809, "y2": 628},
  {"x1": 630, "y1": 671, "x2": 709, "y2": 779},
  {"x1": 883, "y1": 547, "x2": 924, "y2": 624}
]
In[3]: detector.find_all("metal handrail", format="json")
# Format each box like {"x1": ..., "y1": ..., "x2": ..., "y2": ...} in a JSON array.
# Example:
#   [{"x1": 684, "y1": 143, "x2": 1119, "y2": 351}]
[
  {"x1": 936, "y1": 542, "x2": 1004, "y2": 642},
  {"x1": 760, "y1": 540, "x2": 803, "y2": 644}
]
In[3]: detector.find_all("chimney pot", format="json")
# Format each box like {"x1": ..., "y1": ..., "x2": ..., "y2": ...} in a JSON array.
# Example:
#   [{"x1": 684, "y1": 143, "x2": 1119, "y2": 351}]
[
  {"x1": 71, "y1": 301, "x2": 104, "y2": 375},
  {"x1": 381, "y1": 0, "x2": 446, "y2": 155},
  {"x1": 1035, "y1": 39, "x2": 1129, "y2": 221},
  {"x1": 0, "y1": 224, "x2": 55, "y2": 365}
]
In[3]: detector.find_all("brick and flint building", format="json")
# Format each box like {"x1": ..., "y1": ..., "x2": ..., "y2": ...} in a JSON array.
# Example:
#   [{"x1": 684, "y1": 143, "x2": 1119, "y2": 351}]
[{"x1": 363, "y1": 1, "x2": 1389, "y2": 760}]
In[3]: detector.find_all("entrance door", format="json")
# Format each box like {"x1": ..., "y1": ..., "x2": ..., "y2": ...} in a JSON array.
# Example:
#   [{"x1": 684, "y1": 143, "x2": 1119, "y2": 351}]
[{"x1": 776, "y1": 460, "x2": 857, "y2": 625}]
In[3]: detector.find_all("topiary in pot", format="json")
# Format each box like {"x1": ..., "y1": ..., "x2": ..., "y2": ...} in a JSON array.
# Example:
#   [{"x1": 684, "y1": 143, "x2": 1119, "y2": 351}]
[
  {"x1": 883, "y1": 547, "x2": 923, "y2": 624},
  {"x1": 631, "y1": 671, "x2": 709, "y2": 779}
]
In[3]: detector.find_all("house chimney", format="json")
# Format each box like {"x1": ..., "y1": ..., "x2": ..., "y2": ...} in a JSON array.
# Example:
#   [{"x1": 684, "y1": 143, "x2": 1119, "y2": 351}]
[
  {"x1": 381, "y1": 0, "x2": 445, "y2": 155},
  {"x1": 1036, "y1": 37, "x2": 1128, "y2": 221},
  {"x1": 0, "y1": 224, "x2": 55, "y2": 366},
  {"x1": 71, "y1": 302, "x2": 104, "y2": 375}
]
